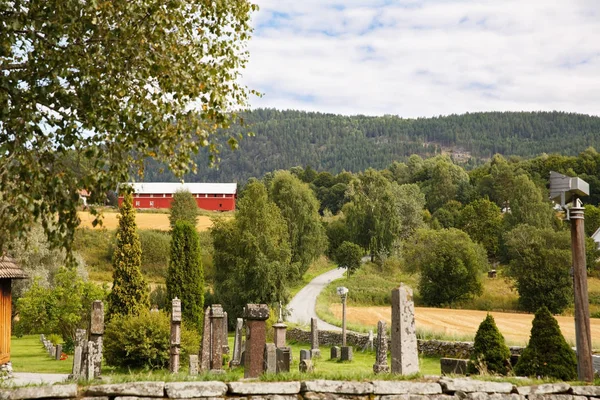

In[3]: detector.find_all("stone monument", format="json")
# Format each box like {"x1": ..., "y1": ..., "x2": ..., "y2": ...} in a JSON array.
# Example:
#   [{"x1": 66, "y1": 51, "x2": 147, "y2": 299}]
[
  {"x1": 243, "y1": 303, "x2": 269, "y2": 378},
  {"x1": 391, "y1": 283, "x2": 419, "y2": 375},
  {"x1": 373, "y1": 320, "x2": 389, "y2": 373}
]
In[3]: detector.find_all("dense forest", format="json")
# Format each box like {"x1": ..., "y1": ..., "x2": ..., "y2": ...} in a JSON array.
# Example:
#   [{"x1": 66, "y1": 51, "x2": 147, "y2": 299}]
[{"x1": 143, "y1": 109, "x2": 600, "y2": 183}]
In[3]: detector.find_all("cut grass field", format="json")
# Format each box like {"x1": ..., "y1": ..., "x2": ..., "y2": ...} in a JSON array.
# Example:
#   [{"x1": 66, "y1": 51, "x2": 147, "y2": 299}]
[
  {"x1": 9, "y1": 335, "x2": 72, "y2": 374},
  {"x1": 77, "y1": 211, "x2": 231, "y2": 231}
]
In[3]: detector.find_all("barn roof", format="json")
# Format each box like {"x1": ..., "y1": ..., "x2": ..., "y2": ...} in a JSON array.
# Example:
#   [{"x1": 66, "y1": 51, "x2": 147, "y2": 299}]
[
  {"x1": 120, "y1": 182, "x2": 237, "y2": 195},
  {"x1": 0, "y1": 255, "x2": 27, "y2": 279}
]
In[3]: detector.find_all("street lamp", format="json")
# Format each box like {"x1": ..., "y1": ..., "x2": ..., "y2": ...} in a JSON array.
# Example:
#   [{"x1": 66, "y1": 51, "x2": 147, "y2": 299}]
[
  {"x1": 337, "y1": 286, "x2": 349, "y2": 346},
  {"x1": 550, "y1": 171, "x2": 593, "y2": 382}
]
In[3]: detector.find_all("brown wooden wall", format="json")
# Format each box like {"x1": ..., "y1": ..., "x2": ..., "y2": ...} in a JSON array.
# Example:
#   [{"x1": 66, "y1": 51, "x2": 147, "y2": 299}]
[{"x1": 0, "y1": 279, "x2": 11, "y2": 364}]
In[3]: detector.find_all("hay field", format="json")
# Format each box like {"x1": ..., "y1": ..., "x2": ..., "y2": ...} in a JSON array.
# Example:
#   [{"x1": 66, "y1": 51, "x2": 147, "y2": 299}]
[
  {"x1": 329, "y1": 305, "x2": 600, "y2": 347},
  {"x1": 77, "y1": 211, "x2": 223, "y2": 231}
]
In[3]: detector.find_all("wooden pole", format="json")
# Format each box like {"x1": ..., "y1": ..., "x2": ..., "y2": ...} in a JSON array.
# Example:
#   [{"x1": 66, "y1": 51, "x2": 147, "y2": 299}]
[
  {"x1": 570, "y1": 201, "x2": 594, "y2": 382},
  {"x1": 342, "y1": 295, "x2": 347, "y2": 347}
]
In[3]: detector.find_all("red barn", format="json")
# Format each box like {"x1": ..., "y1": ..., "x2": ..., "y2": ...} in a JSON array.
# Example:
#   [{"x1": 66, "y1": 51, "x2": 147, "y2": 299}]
[{"x1": 118, "y1": 182, "x2": 237, "y2": 211}]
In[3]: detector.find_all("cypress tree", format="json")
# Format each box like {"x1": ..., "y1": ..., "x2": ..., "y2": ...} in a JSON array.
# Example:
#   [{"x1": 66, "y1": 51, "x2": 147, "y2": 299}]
[
  {"x1": 468, "y1": 314, "x2": 511, "y2": 375},
  {"x1": 514, "y1": 306, "x2": 577, "y2": 380},
  {"x1": 107, "y1": 193, "x2": 150, "y2": 321},
  {"x1": 167, "y1": 221, "x2": 204, "y2": 334}
]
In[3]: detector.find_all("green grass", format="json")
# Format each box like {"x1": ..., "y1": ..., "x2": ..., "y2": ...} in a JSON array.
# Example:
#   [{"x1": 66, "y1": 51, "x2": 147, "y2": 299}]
[{"x1": 10, "y1": 335, "x2": 72, "y2": 374}]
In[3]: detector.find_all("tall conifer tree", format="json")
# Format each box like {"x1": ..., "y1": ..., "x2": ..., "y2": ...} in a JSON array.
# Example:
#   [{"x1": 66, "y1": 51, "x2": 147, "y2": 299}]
[{"x1": 107, "y1": 193, "x2": 149, "y2": 320}]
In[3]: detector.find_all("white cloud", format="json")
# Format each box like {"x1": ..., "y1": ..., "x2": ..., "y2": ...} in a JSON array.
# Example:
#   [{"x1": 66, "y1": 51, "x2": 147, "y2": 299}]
[{"x1": 240, "y1": 0, "x2": 600, "y2": 117}]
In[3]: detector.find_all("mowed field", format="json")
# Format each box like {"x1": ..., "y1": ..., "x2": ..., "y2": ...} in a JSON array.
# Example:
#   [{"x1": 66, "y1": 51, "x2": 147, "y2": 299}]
[
  {"x1": 78, "y1": 211, "x2": 226, "y2": 231},
  {"x1": 329, "y1": 305, "x2": 600, "y2": 347}
]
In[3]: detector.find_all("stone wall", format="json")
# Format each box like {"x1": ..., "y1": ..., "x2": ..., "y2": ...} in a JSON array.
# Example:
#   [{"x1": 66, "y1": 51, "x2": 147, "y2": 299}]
[
  {"x1": 287, "y1": 328, "x2": 524, "y2": 359},
  {"x1": 1, "y1": 379, "x2": 600, "y2": 400}
]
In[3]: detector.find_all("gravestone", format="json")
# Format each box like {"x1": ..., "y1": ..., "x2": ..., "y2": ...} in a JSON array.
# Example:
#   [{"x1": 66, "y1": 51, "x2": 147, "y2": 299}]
[
  {"x1": 341, "y1": 346, "x2": 353, "y2": 361},
  {"x1": 299, "y1": 349, "x2": 311, "y2": 362},
  {"x1": 310, "y1": 318, "x2": 320, "y2": 358},
  {"x1": 89, "y1": 300, "x2": 105, "y2": 379},
  {"x1": 210, "y1": 304, "x2": 225, "y2": 372},
  {"x1": 391, "y1": 283, "x2": 419, "y2": 375},
  {"x1": 243, "y1": 303, "x2": 269, "y2": 378},
  {"x1": 222, "y1": 311, "x2": 230, "y2": 355},
  {"x1": 440, "y1": 358, "x2": 468, "y2": 375},
  {"x1": 276, "y1": 347, "x2": 291, "y2": 373},
  {"x1": 299, "y1": 359, "x2": 314, "y2": 373},
  {"x1": 55, "y1": 344, "x2": 62, "y2": 360},
  {"x1": 231, "y1": 318, "x2": 244, "y2": 367},
  {"x1": 373, "y1": 320, "x2": 389, "y2": 373},
  {"x1": 330, "y1": 346, "x2": 341, "y2": 360},
  {"x1": 364, "y1": 330, "x2": 374, "y2": 351},
  {"x1": 200, "y1": 307, "x2": 211, "y2": 372},
  {"x1": 71, "y1": 328, "x2": 87, "y2": 379},
  {"x1": 263, "y1": 343, "x2": 277, "y2": 373},
  {"x1": 189, "y1": 355, "x2": 199, "y2": 376},
  {"x1": 170, "y1": 298, "x2": 182, "y2": 373},
  {"x1": 273, "y1": 322, "x2": 287, "y2": 348}
]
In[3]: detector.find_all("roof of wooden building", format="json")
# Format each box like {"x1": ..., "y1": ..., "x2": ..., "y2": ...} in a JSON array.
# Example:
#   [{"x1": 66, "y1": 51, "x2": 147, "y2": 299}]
[{"x1": 0, "y1": 255, "x2": 27, "y2": 279}]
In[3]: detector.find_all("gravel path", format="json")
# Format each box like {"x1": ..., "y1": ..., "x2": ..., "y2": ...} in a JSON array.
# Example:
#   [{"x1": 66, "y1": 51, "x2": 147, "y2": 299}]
[{"x1": 287, "y1": 267, "x2": 346, "y2": 331}]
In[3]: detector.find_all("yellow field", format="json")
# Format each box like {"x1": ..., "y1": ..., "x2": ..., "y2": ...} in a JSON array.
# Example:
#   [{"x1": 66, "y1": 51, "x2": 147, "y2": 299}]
[
  {"x1": 77, "y1": 211, "x2": 226, "y2": 231},
  {"x1": 329, "y1": 304, "x2": 600, "y2": 347}
]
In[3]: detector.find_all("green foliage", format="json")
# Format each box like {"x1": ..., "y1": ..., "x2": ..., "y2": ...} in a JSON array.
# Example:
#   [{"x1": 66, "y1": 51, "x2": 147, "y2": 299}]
[
  {"x1": 503, "y1": 225, "x2": 573, "y2": 314},
  {"x1": 404, "y1": 228, "x2": 487, "y2": 306},
  {"x1": 1, "y1": 0, "x2": 257, "y2": 254},
  {"x1": 212, "y1": 181, "x2": 293, "y2": 317},
  {"x1": 458, "y1": 198, "x2": 503, "y2": 258},
  {"x1": 139, "y1": 230, "x2": 171, "y2": 279},
  {"x1": 270, "y1": 170, "x2": 327, "y2": 279},
  {"x1": 107, "y1": 193, "x2": 150, "y2": 321},
  {"x1": 324, "y1": 218, "x2": 352, "y2": 260},
  {"x1": 16, "y1": 267, "x2": 107, "y2": 344},
  {"x1": 167, "y1": 221, "x2": 205, "y2": 334},
  {"x1": 418, "y1": 157, "x2": 470, "y2": 212},
  {"x1": 104, "y1": 311, "x2": 199, "y2": 370},
  {"x1": 503, "y1": 175, "x2": 557, "y2": 230},
  {"x1": 468, "y1": 314, "x2": 511, "y2": 375},
  {"x1": 169, "y1": 190, "x2": 199, "y2": 229},
  {"x1": 150, "y1": 286, "x2": 168, "y2": 310},
  {"x1": 585, "y1": 204, "x2": 600, "y2": 237},
  {"x1": 431, "y1": 200, "x2": 463, "y2": 229},
  {"x1": 514, "y1": 306, "x2": 577, "y2": 380},
  {"x1": 335, "y1": 241, "x2": 363, "y2": 276}
]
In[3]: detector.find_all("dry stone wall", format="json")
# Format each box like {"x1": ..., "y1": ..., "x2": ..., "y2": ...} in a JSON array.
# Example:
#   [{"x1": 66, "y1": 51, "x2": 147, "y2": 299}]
[
  {"x1": 2, "y1": 379, "x2": 600, "y2": 400},
  {"x1": 287, "y1": 328, "x2": 524, "y2": 359}
]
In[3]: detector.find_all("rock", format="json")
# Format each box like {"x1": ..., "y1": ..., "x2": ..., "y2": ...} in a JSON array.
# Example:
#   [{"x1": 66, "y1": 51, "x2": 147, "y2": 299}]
[
  {"x1": 378, "y1": 395, "x2": 432, "y2": 400},
  {"x1": 372, "y1": 381, "x2": 443, "y2": 395},
  {"x1": 247, "y1": 396, "x2": 300, "y2": 400},
  {"x1": 516, "y1": 384, "x2": 570, "y2": 395},
  {"x1": 440, "y1": 358, "x2": 469, "y2": 375},
  {"x1": 0, "y1": 384, "x2": 77, "y2": 400},
  {"x1": 164, "y1": 381, "x2": 228, "y2": 398},
  {"x1": 228, "y1": 382, "x2": 301, "y2": 395},
  {"x1": 304, "y1": 393, "x2": 370, "y2": 400},
  {"x1": 528, "y1": 395, "x2": 573, "y2": 400},
  {"x1": 301, "y1": 380, "x2": 373, "y2": 394},
  {"x1": 571, "y1": 387, "x2": 600, "y2": 396},
  {"x1": 440, "y1": 379, "x2": 513, "y2": 394},
  {"x1": 83, "y1": 381, "x2": 165, "y2": 397}
]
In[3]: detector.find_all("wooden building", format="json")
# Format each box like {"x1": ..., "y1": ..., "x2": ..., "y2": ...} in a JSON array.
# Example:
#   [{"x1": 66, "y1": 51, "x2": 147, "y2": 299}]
[
  {"x1": 118, "y1": 182, "x2": 237, "y2": 211},
  {"x1": 0, "y1": 255, "x2": 26, "y2": 366}
]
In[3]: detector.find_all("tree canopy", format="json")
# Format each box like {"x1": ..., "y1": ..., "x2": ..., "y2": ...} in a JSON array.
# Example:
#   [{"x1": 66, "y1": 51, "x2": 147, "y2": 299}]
[
  {"x1": 0, "y1": 0, "x2": 257, "y2": 253},
  {"x1": 169, "y1": 190, "x2": 199, "y2": 230}
]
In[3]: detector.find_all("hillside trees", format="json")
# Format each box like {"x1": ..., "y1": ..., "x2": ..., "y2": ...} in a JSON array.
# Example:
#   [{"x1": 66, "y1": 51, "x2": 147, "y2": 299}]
[
  {"x1": 107, "y1": 193, "x2": 150, "y2": 320},
  {"x1": 335, "y1": 241, "x2": 363, "y2": 277},
  {"x1": 169, "y1": 190, "x2": 199, "y2": 229},
  {"x1": 167, "y1": 221, "x2": 204, "y2": 334},
  {"x1": 212, "y1": 181, "x2": 292, "y2": 317},
  {"x1": 404, "y1": 228, "x2": 487, "y2": 306},
  {"x1": 270, "y1": 171, "x2": 327, "y2": 279},
  {"x1": 458, "y1": 198, "x2": 503, "y2": 258},
  {"x1": 0, "y1": 0, "x2": 257, "y2": 254}
]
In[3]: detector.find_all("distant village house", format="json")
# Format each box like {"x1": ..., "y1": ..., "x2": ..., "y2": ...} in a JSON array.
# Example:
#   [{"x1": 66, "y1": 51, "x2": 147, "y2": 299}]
[{"x1": 118, "y1": 182, "x2": 237, "y2": 211}]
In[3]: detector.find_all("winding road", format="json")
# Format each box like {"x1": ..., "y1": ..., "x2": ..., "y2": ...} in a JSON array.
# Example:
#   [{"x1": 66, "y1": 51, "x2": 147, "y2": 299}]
[{"x1": 287, "y1": 267, "x2": 346, "y2": 331}]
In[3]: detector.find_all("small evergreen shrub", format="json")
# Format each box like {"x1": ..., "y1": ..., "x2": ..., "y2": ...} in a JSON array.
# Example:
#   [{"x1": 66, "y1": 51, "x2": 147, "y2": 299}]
[
  {"x1": 104, "y1": 311, "x2": 199, "y2": 369},
  {"x1": 514, "y1": 306, "x2": 577, "y2": 380},
  {"x1": 468, "y1": 314, "x2": 511, "y2": 375}
]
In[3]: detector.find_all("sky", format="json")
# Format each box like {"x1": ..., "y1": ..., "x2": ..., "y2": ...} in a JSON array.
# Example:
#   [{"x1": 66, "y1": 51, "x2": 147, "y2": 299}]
[{"x1": 240, "y1": 0, "x2": 600, "y2": 118}]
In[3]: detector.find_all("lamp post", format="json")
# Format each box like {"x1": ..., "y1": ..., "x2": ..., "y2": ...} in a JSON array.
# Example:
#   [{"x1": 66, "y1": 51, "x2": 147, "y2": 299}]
[
  {"x1": 550, "y1": 171, "x2": 593, "y2": 382},
  {"x1": 337, "y1": 286, "x2": 349, "y2": 346}
]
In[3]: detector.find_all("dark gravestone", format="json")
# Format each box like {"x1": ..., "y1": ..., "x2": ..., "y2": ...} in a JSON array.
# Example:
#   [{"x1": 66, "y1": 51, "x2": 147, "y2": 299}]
[
  {"x1": 341, "y1": 346, "x2": 353, "y2": 361},
  {"x1": 440, "y1": 358, "x2": 469, "y2": 375},
  {"x1": 299, "y1": 349, "x2": 311, "y2": 363},
  {"x1": 276, "y1": 347, "x2": 291, "y2": 373},
  {"x1": 330, "y1": 346, "x2": 341, "y2": 360}
]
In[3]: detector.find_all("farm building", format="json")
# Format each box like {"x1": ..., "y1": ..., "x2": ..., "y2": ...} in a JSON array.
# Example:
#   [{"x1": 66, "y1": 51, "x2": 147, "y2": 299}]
[
  {"x1": 118, "y1": 182, "x2": 237, "y2": 211},
  {"x1": 0, "y1": 255, "x2": 26, "y2": 369}
]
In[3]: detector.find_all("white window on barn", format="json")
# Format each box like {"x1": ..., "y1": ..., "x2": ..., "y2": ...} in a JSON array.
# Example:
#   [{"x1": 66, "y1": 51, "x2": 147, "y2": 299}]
[
  {"x1": 135, "y1": 201, "x2": 140, "y2": 207},
  {"x1": 150, "y1": 201, "x2": 154, "y2": 207}
]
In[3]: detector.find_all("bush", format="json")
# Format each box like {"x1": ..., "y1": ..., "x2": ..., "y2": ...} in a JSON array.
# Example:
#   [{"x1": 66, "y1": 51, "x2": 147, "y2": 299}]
[
  {"x1": 514, "y1": 306, "x2": 577, "y2": 380},
  {"x1": 467, "y1": 314, "x2": 511, "y2": 375},
  {"x1": 139, "y1": 230, "x2": 170, "y2": 278},
  {"x1": 169, "y1": 190, "x2": 199, "y2": 229},
  {"x1": 104, "y1": 310, "x2": 199, "y2": 369},
  {"x1": 150, "y1": 286, "x2": 168, "y2": 310}
]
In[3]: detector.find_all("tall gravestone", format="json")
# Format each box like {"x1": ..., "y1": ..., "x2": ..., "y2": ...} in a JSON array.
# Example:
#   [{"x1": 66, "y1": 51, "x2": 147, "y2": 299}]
[
  {"x1": 89, "y1": 300, "x2": 104, "y2": 379},
  {"x1": 200, "y1": 307, "x2": 211, "y2": 372},
  {"x1": 391, "y1": 284, "x2": 419, "y2": 375},
  {"x1": 263, "y1": 343, "x2": 277, "y2": 373},
  {"x1": 170, "y1": 298, "x2": 182, "y2": 373},
  {"x1": 310, "y1": 318, "x2": 320, "y2": 358},
  {"x1": 209, "y1": 304, "x2": 225, "y2": 372},
  {"x1": 276, "y1": 347, "x2": 291, "y2": 373},
  {"x1": 231, "y1": 318, "x2": 244, "y2": 367},
  {"x1": 243, "y1": 304, "x2": 269, "y2": 378},
  {"x1": 222, "y1": 311, "x2": 230, "y2": 355},
  {"x1": 71, "y1": 328, "x2": 87, "y2": 379},
  {"x1": 373, "y1": 320, "x2": 390, "y2": 373}
]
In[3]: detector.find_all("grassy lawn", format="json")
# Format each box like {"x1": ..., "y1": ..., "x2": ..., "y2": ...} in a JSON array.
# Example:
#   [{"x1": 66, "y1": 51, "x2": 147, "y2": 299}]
[{"x1": 10, "y1": 335, "x2": 72, "y2": 374}]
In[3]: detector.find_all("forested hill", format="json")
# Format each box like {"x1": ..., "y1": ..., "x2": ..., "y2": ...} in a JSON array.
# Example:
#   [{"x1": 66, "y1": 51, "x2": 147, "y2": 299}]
[{"x1": 143, "y1": 109, "x2": 600, "y2": 183}]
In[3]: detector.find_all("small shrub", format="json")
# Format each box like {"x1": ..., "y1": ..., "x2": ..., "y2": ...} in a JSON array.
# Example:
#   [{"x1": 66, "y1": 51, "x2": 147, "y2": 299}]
[
  {"x1": 467, "y1": 314, "x2": 511, "y2": 375},
  {"x1": 139, "y1": 230, "x2": 170, "y2": 278},
  {"x1": 104, "y1": 310, "x2": 199, "y2": 369},
  {"x1": 150, "y1": 286, "x2": 167, "y2": 310},
  {"x1": 47, "y1": 333, "x2": 62, "y2": 346},
  {"x1": 514, "y1": 306, "x2": 577, "y2": 380}
]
